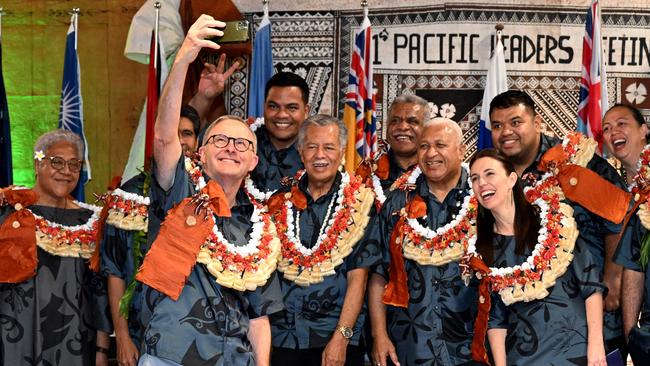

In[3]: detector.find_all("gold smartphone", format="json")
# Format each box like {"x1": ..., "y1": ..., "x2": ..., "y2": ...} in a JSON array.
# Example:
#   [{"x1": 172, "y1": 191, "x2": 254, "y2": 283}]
[{"x1": 211, "y1": 20, "x2": 250, "y2": 44}]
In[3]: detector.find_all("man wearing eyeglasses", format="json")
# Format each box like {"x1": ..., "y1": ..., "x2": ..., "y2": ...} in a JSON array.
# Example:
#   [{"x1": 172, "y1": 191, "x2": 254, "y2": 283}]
[
  {"x1": 128, "y1": 15, "x2": 283, "y2": 366},
  {"x1": 100, "y1": 39, "x2": 242, "y2": 366}
]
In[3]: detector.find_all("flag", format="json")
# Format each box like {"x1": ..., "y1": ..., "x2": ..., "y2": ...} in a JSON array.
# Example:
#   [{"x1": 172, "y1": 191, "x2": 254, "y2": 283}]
[
  {"x1": 0, "y1": 40, "x2": 12, "y2": 187},
  {"x1": 577, "y1": 0, "x2": 608, "y2": 152},
  {"x1": 344, "y1": 11, "x2": 376, "y2": 173},
  {"x1": 144, "y1": 30, "x2": 161, "y2": 170},
  {"x1": 247, "y1": 9, "x2": 273, "y2": 118},
  {"x1": 477, "y1": 32, "x2": 507, "y2": 150},
  {"x1": 58, "y1": 13, "x2": 90, "y2": 201},
  {"x1": 122, "y1": 31, "x2": 167, "y2": 181}
]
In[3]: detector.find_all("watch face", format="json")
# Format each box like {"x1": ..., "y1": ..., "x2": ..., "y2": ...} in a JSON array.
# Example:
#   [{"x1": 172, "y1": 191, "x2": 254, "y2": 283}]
[{"x1": 341, "y1": 327, "x2": 353, "y2": 338}]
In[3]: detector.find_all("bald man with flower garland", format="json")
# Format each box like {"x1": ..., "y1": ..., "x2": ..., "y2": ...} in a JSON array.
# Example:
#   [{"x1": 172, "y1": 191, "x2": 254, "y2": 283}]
[{"x1": 367, "y1": 118, "x2": 479, "y2": 366}]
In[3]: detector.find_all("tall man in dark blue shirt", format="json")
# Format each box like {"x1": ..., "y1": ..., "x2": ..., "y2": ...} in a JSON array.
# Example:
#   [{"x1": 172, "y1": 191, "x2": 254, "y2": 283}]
[
  {"x1": 250, "y1": 72, "x2": 310, "y2": 191},
  {"x1": 489, "y1": 90, "x2": 629, "y2": 355}
]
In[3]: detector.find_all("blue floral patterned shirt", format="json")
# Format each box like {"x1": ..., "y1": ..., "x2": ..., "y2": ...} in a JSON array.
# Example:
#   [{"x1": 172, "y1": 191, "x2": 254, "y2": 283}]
[
  {"x1": 369, "y1": 170, "x2": 479, "y2": 365},
  {"x1": 133, "y1": 157, "x2": 284, "y2": 365},
  {"x1": 269, "y1": 172, "x2": 382, "y2": 349}
]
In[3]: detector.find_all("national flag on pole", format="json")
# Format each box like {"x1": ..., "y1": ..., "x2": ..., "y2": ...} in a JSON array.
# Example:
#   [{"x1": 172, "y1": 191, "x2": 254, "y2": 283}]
[
  {"x1": 0, "y1": 40, "x2": 12, "y2": 187},
  {"x1": 247, "y1": 7, "x2": 273, "y2": 118},
  {"x1": 344, "y1": 9, "x2": 376, "y2": 173},
  {"x1": 477, "y1": 30, "x2": 508, "y2": 150},
  {"x1": 122, "y1": 30, "x2": 167, "y2": 182},
  {"x1": 577, "y1": 0, "x2": 608, "y2": 152},
  {"x1": 59, "y1": 12, "x2": 90, "y2": 201},
  {"x1": 144, "y1": 30, "x2": 161, "y2": 170}
]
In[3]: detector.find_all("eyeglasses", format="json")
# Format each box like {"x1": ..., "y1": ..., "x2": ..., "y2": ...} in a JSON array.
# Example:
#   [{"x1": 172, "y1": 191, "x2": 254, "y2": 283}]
[
  {"x1": 43, "y1": 156, "x2": 84, "y2": 172},
  {"x1": 205, "y1": 134, "x2": 254, "y2": 152}
]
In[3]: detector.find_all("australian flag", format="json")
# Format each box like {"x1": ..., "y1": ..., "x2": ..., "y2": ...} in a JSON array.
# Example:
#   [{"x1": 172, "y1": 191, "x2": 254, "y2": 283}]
[{"x1": 58, "y1": 13, "x2": 90, "y2": 201}]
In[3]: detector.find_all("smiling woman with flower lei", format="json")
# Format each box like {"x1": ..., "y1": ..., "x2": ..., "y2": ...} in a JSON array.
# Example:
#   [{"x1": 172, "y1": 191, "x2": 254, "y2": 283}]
[
  {"x1": 0, "y1": 129, "x2": 111, "y2": 366},
  {"x1": 467, "y1": 149, "x2": 607, "y2": 366},
  {"x1": 602, "y1": 103, "x2": 650, "y2": 364},
  {"x1": 266, "y1": 114, "x2": 380, "y2": 366}
]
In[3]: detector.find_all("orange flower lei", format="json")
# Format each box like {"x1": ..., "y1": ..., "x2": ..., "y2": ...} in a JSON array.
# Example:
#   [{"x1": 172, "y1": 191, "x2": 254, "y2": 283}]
[
  {"x1": 396, "y1": 165, "x2": 478, "y2": 266},
  {"x1": 106, "y1": 189, "x2": 149, "y2": 232},
  {"x1": 272, "y1": 171, "x2": 374, "y2": 286},
  {"x1": 465, "y1": 174, "x2": 578, "y2": 305},
  {"x1": 182, "y1": 154, "x2": 280, "y2": 291},
  {"x1": 30, "y1": 201, "x2": 102, "y2": 258}
]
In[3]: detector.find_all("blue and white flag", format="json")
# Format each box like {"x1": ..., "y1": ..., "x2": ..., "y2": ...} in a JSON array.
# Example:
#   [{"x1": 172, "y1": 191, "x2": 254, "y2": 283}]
[
  {"x1": 477, "y1": 33, "x2": 508, "y2": 150},
  {"x1": 247, "y1": 7, "x2": 273, "y2": 118},
  {"x1": 58, "y1": 13, "x2": 90, "y2": 201}
]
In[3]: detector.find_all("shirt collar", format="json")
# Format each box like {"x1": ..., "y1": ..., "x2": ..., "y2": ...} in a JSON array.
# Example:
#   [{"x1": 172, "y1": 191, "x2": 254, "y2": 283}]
[
  {"x1": 523, "y1": 133, "x2": 561, "y2": 175},
  {"x1": 298, "y1": 171, "x2": 343, "y2": 204},
  {"x1": 257, "y1": 125, "x2": 298, "y2": 154},
  {"x1": 415, "y1": 165, "x2": 469, "y2": 203},
  {"x1": 387, "y1": 149, "x2": 417, "y2": 180}
]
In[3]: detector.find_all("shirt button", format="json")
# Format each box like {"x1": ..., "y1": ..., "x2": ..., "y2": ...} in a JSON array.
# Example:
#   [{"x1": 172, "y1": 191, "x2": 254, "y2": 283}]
[{"x1": 434, "y1": 306, "x2": 439, "y2": 310}]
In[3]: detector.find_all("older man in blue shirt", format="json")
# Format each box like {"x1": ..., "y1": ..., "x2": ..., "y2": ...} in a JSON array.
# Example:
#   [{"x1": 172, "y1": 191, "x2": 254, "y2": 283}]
[
  {"x1": 132, "y1": 15, "x2": 284, "y2": 366},
  {"x1": 368, "y1": 118, "x2": 478, "y2": 366},
  {"x1": 268, "y1": 114, "x2": 381, "y2": 366}
]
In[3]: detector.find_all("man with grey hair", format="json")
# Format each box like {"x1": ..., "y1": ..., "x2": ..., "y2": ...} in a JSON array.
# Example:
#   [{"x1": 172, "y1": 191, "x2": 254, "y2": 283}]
[
  {"x1": 268, "y1": 114, "x2": 381, "y2": 365},
  {"x1": 131, "y1": 15, "x2": 283, "y2": 366},
  {"x1": 367, "y1": 117, "x2": 478, "y2": 366},
  {"x1": 357, "y1": 95, "x2": 430, "y2": 202}
]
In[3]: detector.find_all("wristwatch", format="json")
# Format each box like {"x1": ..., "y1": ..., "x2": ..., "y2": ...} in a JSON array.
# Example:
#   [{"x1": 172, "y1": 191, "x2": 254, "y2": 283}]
[{"x1": 336, "y1": 324, "x2": 354, "y2": 339}]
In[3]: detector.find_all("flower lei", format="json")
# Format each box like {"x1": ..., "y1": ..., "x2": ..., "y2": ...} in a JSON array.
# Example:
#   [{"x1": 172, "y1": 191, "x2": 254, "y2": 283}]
[
  {"x1": 559, "y1": 131, "x2": 597, "y2": 168},
  {"x1": 273, "y1": 170, "x2": 374, "y2": 286},
  {"x1": 183, "y1": 155, "x2": 281, "y2": 291},
  {"x1": 106, "y1": 188, "x2": 150, "y2": 232},
  {"x1": 248, "y1": 117, "x2": 264, "y2": 132},
  {"x1": 628, "y1": 144, "x2": 650, "y2": 268},
  {"x1": 397, "y1": 164, "x2": 478, "y2": 266},
  {"x1": 30, "y1": 201, "x2": 102, "y2": 259},
  {"x1": 465, "y1": 173, "x2": 578, "y2": 305}
]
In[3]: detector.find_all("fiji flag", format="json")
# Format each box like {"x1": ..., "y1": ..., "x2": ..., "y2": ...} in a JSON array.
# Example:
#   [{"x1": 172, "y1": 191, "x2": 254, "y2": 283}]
[
  {"x1": 477, "y1": 31, "x2": 507, "y2": 150},
  {"x1": 343, "y1": 9, "x2": 376, "y2": 173},
  {"x1": 577, "y1": 0, "x2": 608, "y2": 153},
  {"x1": 0, "y1": 40, "x2": 12, "y2": 187},
  {"x1": 247, "y1": 6, "x2": 273, "y2": 118},
  {"x1": 59, "y1": 13, "x2": 90, "y2": 201}
]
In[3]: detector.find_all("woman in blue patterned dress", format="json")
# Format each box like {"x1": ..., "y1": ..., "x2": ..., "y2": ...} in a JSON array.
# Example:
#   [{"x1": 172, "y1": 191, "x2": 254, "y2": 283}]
[{"x1": 468, "y1": 149, "x2": 607, "y2": 366}]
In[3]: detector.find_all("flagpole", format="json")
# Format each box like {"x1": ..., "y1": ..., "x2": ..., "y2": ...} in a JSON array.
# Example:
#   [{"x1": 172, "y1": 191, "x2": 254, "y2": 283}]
[
  {"x1": 263, "y1": 0, "x2": 269, "y2": 18},
  {"x1": 0, "y1": 8, "x2": 4, "y2": 42},
  {"x1": 362, "y1": 0, "x2": 368, "y2": 17},
  {"x1": 71, "y1": 8, "x2": 79, "y2": 50},
  {"x1": 154, "y1": 2, "x2": 160, "y2": 69},
  {"x1": 495, "y1": 23, "x2": 503, "y2": 43}
]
